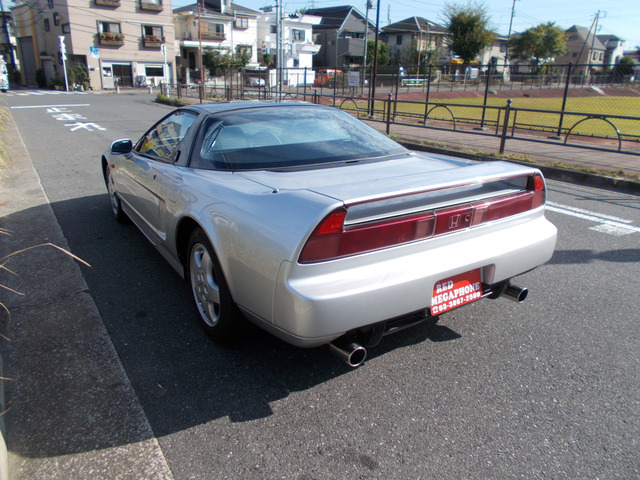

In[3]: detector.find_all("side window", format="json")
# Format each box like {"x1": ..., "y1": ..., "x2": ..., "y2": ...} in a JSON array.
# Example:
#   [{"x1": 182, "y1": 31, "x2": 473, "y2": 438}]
[{"x1": 136, "y1": 111, "x2": 197, "y2": 162}]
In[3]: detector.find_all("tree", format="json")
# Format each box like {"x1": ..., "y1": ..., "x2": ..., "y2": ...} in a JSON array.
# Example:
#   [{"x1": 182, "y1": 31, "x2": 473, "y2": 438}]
[
  {"x1": 612, "y1": 56, "x2": 635, "y2": 77},
  {"x1": 366, "y1": 40, "x2": 390, "y2": 66},
  {"x1": 509, "y1": 22, "x2": 567, "y2": 72},
  {"x1": 203, "y1": 46, "x2": 250, "y2": 76},
  {"x1": 444, "y1": 2, "x2": 494, "y2": 64}
]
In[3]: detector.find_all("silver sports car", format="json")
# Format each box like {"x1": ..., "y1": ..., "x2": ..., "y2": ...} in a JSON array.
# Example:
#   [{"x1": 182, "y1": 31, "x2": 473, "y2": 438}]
[{"x1": 102, "y1": 101, "x2": 557, "y2": 366}]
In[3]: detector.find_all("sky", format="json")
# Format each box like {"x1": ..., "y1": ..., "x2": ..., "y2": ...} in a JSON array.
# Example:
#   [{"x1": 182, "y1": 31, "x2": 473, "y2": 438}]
[{"x1": 172, "y1": 0, "x2": 640, "y2": 52}]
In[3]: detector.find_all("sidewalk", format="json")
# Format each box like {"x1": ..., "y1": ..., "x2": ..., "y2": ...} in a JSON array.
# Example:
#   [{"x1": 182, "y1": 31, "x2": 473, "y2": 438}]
[{"x1": 0, "y1": 108, "x2": 174, "y2": 479}]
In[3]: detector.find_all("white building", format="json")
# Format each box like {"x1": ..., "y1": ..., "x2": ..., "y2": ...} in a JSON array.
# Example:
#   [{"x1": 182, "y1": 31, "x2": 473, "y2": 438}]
[
  {"x1": 173, "y1": 0, "x2": 260, "y2": 84},
  {"x1": 257, "y1": 11, "x2": 321, "y2": 86}
]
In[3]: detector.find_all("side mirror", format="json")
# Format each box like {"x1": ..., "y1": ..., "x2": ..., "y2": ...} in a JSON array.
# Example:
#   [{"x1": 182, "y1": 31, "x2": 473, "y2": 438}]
[{"x1": 110, "y1": 139, "x2": 133, "y2": 155}]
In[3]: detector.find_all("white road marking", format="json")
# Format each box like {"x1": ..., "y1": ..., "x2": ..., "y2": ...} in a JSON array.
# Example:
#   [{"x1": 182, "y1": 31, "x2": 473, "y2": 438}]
[
  {"x1": 11, "y1": 104, "x2": 91, "y2": 109},
  {"x1": 10, "y1": 90, "x2": 101, "y2": 96},
  {"x1": 546, "y1": 202, "x2": 640, "y2": 236}
]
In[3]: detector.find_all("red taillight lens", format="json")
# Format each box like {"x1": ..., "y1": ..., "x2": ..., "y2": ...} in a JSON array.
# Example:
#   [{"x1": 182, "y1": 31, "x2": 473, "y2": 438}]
[
  {"x1": 299, "y1": 209, "x2": 436, "y2": 263},
  {"x1": 299, "y1": 174, "x2": 546, "y2": 263}
]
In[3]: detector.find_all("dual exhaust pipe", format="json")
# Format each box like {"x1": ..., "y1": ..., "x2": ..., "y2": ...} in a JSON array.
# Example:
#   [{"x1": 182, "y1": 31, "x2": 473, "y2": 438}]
[{"x1": 329, "y1": 282, "x2": 528, "y2": 367}]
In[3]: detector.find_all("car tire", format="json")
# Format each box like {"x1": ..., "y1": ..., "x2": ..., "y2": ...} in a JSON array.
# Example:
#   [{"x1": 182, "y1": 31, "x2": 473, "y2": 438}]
[
  {"x1": 187, "y1": 229, "x2": 245, "y2": 342},
  {"x1": 106, "y1": 165, "x2": 127, "y2": 223}
]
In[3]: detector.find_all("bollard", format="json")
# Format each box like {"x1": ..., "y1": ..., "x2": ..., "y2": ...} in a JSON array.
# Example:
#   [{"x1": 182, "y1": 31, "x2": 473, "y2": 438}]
[{"x1": 148, "y1": 85, "x2": 153, "y2": 94}]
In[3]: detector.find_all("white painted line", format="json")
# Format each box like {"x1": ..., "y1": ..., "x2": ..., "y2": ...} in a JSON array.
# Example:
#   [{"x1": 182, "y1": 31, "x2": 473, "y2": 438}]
[
  {"x1": 547, "y1": 204, "x2": 640, "y2": 235},
  {"x1": 11, "y1": 104, "x2": 91, "y2": 109},
  {"x1": 546, "y1": 201, "x2": 633, "y2": 224}
]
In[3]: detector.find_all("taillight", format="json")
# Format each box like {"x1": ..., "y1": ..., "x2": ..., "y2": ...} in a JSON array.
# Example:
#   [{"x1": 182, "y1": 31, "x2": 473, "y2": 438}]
[
  {"x1": 299, "y1": 209, "x2": 436, "y2": 263},
  {"x1": 299, "y1": 173, "x2": 546, "y2": 263}
]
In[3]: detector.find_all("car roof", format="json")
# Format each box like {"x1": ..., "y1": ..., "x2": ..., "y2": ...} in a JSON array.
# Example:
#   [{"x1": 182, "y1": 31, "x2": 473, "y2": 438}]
[{"x1": 182, "y1": 101, "x2": 327, "y2": 115}]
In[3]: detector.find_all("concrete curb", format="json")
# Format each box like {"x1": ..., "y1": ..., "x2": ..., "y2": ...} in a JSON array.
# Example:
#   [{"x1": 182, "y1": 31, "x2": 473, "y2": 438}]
[
  {"x1": 401, "y1": 141, "x2": 640, "y2": 196},
  {"x1": 0, "y1": 107, "x2": 174, "y2": 479}
]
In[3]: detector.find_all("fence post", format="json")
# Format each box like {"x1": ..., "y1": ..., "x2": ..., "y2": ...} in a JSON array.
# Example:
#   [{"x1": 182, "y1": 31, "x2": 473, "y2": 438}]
[
  {"x1": 313, "y1": 88, "x2": 318, "y2": 104},
  {"x1": 480, "y1": 59, "x2": 495, "y2": 128},
  {"x1": 386, "y1": 92, "x2": 392, "y2": 135},
  {"x1": 199, "y1": 83, "x2": 203, "y2": 104},
  {"x1": 393, "y1": 72, "x2": 400, "y2": 120},
  {"x1": 499, "y1": 99, "x2": 512, "y2": 154},
  {"x1": 555, "y1": 62, "x2": 573, "y2": 137},
  {"x1": 303, "y1": 67, "x2": 307, "y2": 101},
  {"x1": 423, "y1": 64, "x2": 432, "y2": 123}
]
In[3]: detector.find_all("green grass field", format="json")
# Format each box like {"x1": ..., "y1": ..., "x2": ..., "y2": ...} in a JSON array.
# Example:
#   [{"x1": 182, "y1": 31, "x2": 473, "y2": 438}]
[{"x1": 346, "y1": 96, "x2": 640, "y2": 140}]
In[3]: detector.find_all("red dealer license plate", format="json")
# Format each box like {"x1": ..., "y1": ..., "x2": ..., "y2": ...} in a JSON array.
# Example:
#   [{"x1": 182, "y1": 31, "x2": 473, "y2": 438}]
[{"x1": 431, "y1": 269, "x2": 482, "y2": 315}]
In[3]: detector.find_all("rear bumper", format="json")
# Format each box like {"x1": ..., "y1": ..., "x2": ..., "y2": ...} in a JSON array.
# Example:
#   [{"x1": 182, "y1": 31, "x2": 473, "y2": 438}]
[{"x1": 270, "y1": 213, "x2": 557, "y2": 347}]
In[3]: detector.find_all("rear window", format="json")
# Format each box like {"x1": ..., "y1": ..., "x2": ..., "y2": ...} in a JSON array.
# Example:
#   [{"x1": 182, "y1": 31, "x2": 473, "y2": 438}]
[{"x1": 188, "y1": 105, "x2": 407, "y2": 170}]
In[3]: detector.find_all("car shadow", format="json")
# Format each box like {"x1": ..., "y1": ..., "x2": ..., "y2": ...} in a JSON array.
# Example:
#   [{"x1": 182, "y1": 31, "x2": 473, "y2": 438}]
[{"x1": 2, "y1": 194, "x2": 464, "y2": 459}]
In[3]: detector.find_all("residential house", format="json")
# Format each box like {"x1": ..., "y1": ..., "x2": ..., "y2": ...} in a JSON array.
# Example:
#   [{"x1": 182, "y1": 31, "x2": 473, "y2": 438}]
[
  {"x1": 0, "y1": 9, "x2": 18, "y2": 73},
  {"x1": 380, "y1": 16, "x2": 448, "y2": 66},
  {"x1": 304, "y1": 5, "x2": 374, "y2": 68},
  {"x1": 173, "y1": 0, "x2": 260, "y2": 84},
  {"x1": 257, "y1": 11, "x2": 321, "y2": 86},
  {"x1": 477, "y1": 35, "x2": 509, "y2": 71},
  {"x1": 597, "y1": 34, "x2": 625, "y2": 68},
  {"x1": 12, "y1": 0, "x2": 176, "y2": 88},
  {"x1": 555, "y1": 25, "x2": 606, "y2": 74}
]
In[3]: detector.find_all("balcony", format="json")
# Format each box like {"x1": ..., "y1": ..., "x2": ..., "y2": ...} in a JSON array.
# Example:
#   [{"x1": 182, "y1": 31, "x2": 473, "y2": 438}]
[
  {"x1": 143, "y1": 35, "x2": 164, "y2": 48},
  {"x1": 140, "y1": 0, "x2": 163, "y2": 11},
  {"x1": 95, "y1": 0, "x2": 120, "y2": 6},
  {"x1": 201, "y1": 32, "x2": 225, "y2": 41},
  {"x1": 98, "y1": 33, "x2": 124, "y2": 46}
]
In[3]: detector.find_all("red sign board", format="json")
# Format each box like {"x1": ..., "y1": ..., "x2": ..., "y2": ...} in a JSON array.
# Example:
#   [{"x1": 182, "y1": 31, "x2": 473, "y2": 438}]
[{"x1": 431, "y1": 269, "x2": 482, "y2": 315}]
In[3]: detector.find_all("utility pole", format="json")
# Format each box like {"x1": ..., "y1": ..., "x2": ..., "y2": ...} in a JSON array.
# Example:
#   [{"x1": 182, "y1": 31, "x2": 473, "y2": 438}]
[
  {"x1": 363, "y1": 0, "x2": 371, "y2": 82},
  {"x1": 368, "y1": 0, "x2": 380, "y2": 114},
  {"x1": 198, "y1": 0, "x2": 204, "y2": 85},
  {"x1": 503, "y1": 0, "x2": 518, "y2": 81}
]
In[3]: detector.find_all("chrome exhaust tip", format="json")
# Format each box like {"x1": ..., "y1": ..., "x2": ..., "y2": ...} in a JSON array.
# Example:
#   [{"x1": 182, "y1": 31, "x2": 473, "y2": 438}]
[
  {"x1": 329, "y1": 341, "x2": 367, "y2": 367},
  {"x1": 503, "y1": 283, "x2": 528, "y2": 303}
]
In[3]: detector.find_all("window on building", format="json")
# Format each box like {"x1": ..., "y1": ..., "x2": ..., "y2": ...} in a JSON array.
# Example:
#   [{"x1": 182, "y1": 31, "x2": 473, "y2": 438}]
[
  {"x1": 592, "y1": 51, "x2": 598, "y2": 61},
  {"x1": 143, "y1": 24, "x2": 163, "y2": 38},
  {"x1": 47, "y1": 0, "x2": 54, "y2": 8},
  {"x1": 270, "y1": 25, "x2": 277, "y2": 34},
  {"x1": 53, "y1": 12, "x2": 60, "y2": 26},
  {"x1": 344, "y1": 31, "x2": 364, "y2": 39},
  {"x1": 293, "y1": 29, "x2": 305, "y2": 41},
  {"x1": 98, "y1": 21, "x2": 121, "y2": 34},
  {"x1": 236, "y1": 45, "x2": 252, "y2": 57},
  {"x1": 569, "y1": 35, "x2": 578, "y2": 41},
  {"x1": 599, "y1": 52, "x2": 603, "y2": 60},
  {"x1": 234, "y1": 17, "x2": 248, "y2": 29},
  {"x1": 44, "y1": 18, "x2": 50, "y2": 31},
  {"x1": 293, "y1": 58, "x2": 299, "y2": 67},
  {"x1": 62, "y1": 23, "x2": 70, "y2": 34},
  {"x1": 145, "y1": 66, "x2": 164, "y2": 77},
  {"x1": 572, "y1": 52, "x2": 578, "y2": 58},
  {"x1": 396, "y1": 35, "x2": 402, "y2": 45}
]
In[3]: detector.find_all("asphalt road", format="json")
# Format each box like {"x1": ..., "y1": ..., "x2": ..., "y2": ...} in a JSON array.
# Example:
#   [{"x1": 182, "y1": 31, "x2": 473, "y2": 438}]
[{"x1": 5, "y1": 91, "x2": 640, "y2": 479}]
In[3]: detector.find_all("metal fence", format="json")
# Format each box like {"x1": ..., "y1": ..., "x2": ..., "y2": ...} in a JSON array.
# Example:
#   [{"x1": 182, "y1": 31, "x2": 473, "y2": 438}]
[{"x1": 171, "y1": 63, "x2": 640, "y2": 157}]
